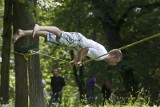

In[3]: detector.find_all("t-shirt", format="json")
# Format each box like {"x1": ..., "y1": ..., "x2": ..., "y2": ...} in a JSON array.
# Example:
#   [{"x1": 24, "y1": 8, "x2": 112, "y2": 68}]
[
  {"x1": 85, "y1": 39, "x2": 108, "y2": 61},
  {"x1": 50, "y1": 76, "x2": 66, "y2": 93},
  {"x1": 85, "y1": 77, "x2": 96, "y2": 90},
  {"x1": 46, "y1": 31, "x2": 108, "y2": 60}
]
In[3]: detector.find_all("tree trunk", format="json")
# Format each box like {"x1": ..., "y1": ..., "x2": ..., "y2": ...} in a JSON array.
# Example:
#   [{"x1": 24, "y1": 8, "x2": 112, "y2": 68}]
[
  {"x1": 121, "y1": 68, "x2": 139, "y2": 97},
  {"x1": 101, "y1": 16, "x2": 139, "y2": 98},
  {"x1": 70, "y1": 51, "x2": 85, "y2": 102},
  {"x1": 0, "y1": 0, "x2": 12, "y2": 104},
  {"x1": 91, "y1": 0, "x2": 139, "y2": 97},
  {"x1": 28, "y1": 55, "x2": 46, "y2": 107},
  {"x1": 13, "y1": 0, "x2": 46, "y2": 107},
  {"x1": 79, "y1": 66, "x2": 85, "y2": 101},
  {"x1": 15, "y1": 57, "x2": 28, "y2": 107}
]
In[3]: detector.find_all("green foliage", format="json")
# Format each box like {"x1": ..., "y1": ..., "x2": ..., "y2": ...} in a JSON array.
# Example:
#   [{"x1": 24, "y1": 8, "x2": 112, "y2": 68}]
[
  {"x1": 35, "y1": 0, "x2": 160, "y2": 105},
  {"x1": 0, "y1": 0, "x2": 3, "y2": 6},
  {"x1": 0, "y1": 0, "x2": 3, "y2": 44},
  {"x1": 120, "y1": 2, "x2": 160, "y2": 79},
  {"x1": 6, "y1": 86, "x2": 160, "y2": 106},
  {"x1": 0, "y1": 0, "x2": 160, "y2": 106},
  {"x1": 18, "y1": 0, "x2": 26, "y2": 4}
]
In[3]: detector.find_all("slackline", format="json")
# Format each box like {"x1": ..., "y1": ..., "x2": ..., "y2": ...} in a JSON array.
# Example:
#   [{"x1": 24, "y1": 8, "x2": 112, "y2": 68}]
[
  {"x1": 14, "y1": 33, "x2": 160, "y2": 65},
  {"x1": 81, "y1": 33, "x2": 160, "y2": 65}
]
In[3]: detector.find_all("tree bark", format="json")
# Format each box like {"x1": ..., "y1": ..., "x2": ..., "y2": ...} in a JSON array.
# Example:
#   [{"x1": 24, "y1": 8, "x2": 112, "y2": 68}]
[
  {"x1": 70, "y1": 51, "x2": 85, "y2": 102},
  {"x1": 0, "y1": 0, "x2": 12, "y2": 104},
  {"x1": 91, "y1": 0, "x2": 139, "y2": 97},
  {"x1": 28, "y1": 55, "x2": 46, "y2": 107},
  {"x1": 13, "y1": 0, "x2": 46, "y2": 107},
  {"x1": 121, "y1": 68, "x2": 138, "y2": 97}
]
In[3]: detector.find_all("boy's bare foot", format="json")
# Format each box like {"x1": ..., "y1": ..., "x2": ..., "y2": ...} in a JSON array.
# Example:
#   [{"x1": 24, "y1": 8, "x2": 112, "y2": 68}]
[
  {"x1": 32, "y1": 24, "x2": 40, "y2": 38},
  {"x1": 12, "y1": 29, "x2": 24, "y2": 43}
]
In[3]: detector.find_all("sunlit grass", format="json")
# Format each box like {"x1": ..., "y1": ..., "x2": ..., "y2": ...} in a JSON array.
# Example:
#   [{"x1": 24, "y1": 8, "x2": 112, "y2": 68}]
[{"x1": 4, "y1": 86, "x2": 160, "y2": 107}]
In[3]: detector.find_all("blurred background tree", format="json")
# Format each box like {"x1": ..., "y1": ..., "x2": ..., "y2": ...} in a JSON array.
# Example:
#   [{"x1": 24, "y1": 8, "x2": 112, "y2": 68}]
[
  {"x1": 0, "y1": 0, "x2": 160, "y2": 106},
  {"x1": 36, "y1": 0, "x2": 160, "y2": 105}
]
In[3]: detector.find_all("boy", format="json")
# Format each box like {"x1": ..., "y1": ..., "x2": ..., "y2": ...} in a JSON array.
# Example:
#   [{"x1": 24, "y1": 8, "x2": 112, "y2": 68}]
[{"x1": 13, "y1": 24, "x2": 122, "y2": 66}]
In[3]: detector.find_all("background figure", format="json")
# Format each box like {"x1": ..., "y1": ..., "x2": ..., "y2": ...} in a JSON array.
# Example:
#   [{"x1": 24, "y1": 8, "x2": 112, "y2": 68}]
[
  {"x1": 49, "y1": 68, "x2": 66, "y2": 107},
  {"x1": 101, "y1": 80, "x2": 112, "y2": 105},
  {"x1": 42, "y1": 79, "x2": 46, "y2": 89},
  {"x1": 41, "y1": 79, "x2": 48, "y2": 98},
  {"x1": 85, "y1": 76, "x2": 101, "y2": 105}
]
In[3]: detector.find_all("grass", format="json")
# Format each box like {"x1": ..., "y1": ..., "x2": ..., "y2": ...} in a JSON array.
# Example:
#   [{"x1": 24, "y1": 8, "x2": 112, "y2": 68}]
[{"x1": 1, "y1": 87, "x2": 160, "y2": 107}]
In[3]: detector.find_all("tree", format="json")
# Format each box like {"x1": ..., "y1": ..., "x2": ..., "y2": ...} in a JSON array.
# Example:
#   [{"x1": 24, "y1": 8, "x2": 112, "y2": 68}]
[
  {"x1": 70, "y1": 50, "x2": 85, "y2": 101},
  {"x1": 90, "y1": 0, "x2": 160, "y2": 99},
  {"x1": 0, "y1": 0, "x2": 12, "y2": 104},
  {"x1": 31, "y1": 0, "x2": 160, "y2": 104},
  {"x1": 12, "y1": 0, "x2": 46, "y2": 107}
]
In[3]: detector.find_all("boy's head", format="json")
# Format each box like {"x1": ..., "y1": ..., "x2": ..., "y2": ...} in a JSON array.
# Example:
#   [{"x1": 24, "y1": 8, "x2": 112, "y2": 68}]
[{"x1": 106, "y1": 49, "x2": 123, "y2": 65}]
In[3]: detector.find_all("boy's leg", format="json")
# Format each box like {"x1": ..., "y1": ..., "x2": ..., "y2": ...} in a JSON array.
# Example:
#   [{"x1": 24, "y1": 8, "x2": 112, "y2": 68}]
[
  {"x1": 13, "y1": 29, "x2": 48, "y2": 43},
  {"x1": 32, "y1": 24, "x2": 62, "y2": 38}
]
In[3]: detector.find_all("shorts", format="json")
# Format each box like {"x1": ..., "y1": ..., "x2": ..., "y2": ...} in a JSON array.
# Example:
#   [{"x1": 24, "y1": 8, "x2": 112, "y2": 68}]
[
  {"x1": 58, "y1": 31, "x2": 88, "y2": 49},
  {"x1": 45, "y1": 31, "x2": 108, "y2": 61},
  {"x1": 45, "y1": 32, "x2": 60, "y2": 46}
]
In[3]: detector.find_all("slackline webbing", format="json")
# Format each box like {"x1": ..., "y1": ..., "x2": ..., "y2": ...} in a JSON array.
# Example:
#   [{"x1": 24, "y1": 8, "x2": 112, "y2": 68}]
[
  {"x1": 14, "y1": 44, "x2": 39, "y2": 53},
  {"x1": 81, "y1": 33, "x2": 160, "y2": 65},
  {"x1": 14, "y1": 33, "x2": 160, "y2": 65},
  {"x1": 14, "y1": 50, "x2": 68, "y2": 63}
]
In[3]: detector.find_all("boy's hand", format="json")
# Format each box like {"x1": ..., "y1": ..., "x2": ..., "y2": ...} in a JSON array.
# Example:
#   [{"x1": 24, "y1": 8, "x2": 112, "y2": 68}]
[
  {"x1": 69, "y1": 60, "x2": 82, "y2": 67},
  {"x1": 74, "y1": 61, "x2": 82, "y2": 67},
  {"x1": 69, "y1": 60, "x2": 74, "y2": 65}
]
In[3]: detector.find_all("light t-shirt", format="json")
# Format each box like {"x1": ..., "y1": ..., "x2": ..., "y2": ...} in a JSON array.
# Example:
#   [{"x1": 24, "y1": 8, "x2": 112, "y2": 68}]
[
  {"x1": 46, "y1": 31, "x2": 108, "y2": 61},
  {"x1": 85, "y1": 39, "x2": 108, "y2": 61}
]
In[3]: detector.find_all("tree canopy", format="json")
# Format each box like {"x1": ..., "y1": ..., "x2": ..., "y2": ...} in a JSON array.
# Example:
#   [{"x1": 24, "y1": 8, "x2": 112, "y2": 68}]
[{"x1": 0, "y1": 0, "x2": 160, "y2": 106}]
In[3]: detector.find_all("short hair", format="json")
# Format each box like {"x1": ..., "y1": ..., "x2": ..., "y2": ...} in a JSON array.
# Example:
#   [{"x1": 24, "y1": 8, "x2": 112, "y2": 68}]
[
  {"x1": 52, "y1": 68, "x2": 59, "y2": 72},
  {"x1": 108, "y1": 49, "x2": 123, "y2": 61}
]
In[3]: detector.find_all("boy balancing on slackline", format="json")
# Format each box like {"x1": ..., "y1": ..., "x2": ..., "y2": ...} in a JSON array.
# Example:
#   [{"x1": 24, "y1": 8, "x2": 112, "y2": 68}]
[{"x1": 13, "y1": 24, "x2": 123, "y2": 67}]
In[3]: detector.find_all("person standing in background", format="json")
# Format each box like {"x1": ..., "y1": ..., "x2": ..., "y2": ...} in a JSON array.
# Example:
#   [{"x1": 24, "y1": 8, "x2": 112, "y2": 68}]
[
  {"x1": 49, "y1": 68, "x2": 66, "y2": 107},
  {"x1": 85, "y1": 75, "x2": 101, "y2": 105}
]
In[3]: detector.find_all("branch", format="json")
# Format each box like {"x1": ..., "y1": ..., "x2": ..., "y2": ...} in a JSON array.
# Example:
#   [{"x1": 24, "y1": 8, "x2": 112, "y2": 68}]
[
  {"x1": 117, "y1": 2, "x2": 160, "y2": 28},
  {"x1": 91, "y1": 0, "x2": 117, "y2": 26}
]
